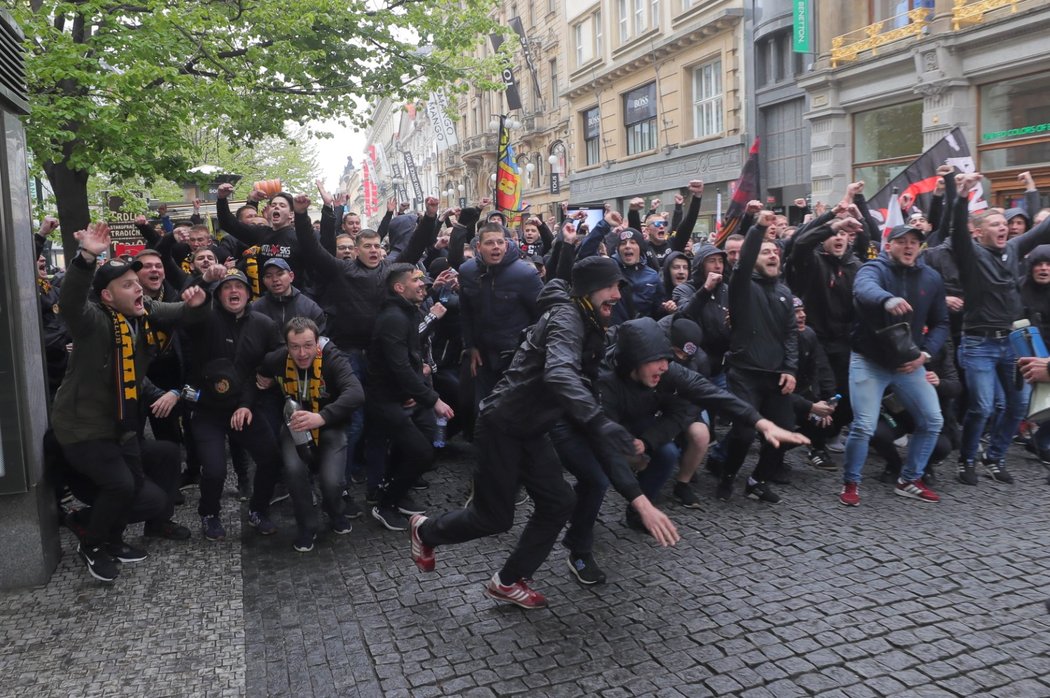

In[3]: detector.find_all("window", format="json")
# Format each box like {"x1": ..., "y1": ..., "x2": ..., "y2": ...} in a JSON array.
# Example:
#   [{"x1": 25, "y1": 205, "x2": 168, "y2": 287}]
[
  {"x1": 873, "y1": 0, "x2": 934, "y2": 27},
  {"x1": 574, "y1": 23, "x2": 585, "y2": 66},
  {"x1": 595, "y1": 10, "x2": 603, "y2": 55},
  {"x1": 583, "y1": 108, "x2": 601, "y2": 165},
  {"x1": 624, "y1": 82, "x2": 657, "y2": 155},
  {"x1": 618, "y1": 0, "x2": 650, "y2": 42},
  {"x1": 693, "y1": 60, "x2": 723, "y2": 139},
  {"x1": 548, "y1": 0, "x2": 556, "y2": 13},
  {"x1": 681, "y1": 0, "x2": 692, "y2": 10},
  {"x1": 979, "y1": 72, "x2": 1050, "y2": 171},
  {"x1": 853, "y1": 100, "x2": 923, "y2": 190},
  {"x1": 650, "y1": 0, "x2": 659, "y2": 28},
  {"x1": 550, "y1": 59, "x2": 559, "y2": 104},
  {"x1": 618, "y1": 0, "x2": 629, "y2": 42},
  {"x1": 634, "y1": 0, "x2": 647, "y2": 32}
]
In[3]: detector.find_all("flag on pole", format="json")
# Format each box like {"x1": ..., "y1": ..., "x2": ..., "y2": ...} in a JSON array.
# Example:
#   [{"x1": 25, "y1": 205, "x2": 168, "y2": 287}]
[
  {"x1": 711, "y1": 138, "x2": 760, "y2": 248},
  {"x1": 496, "y1": 116, "x2": 524, "y2": 218},
  {"x1": 715, "y1": 190, "x2": 723, "y2": 231}
]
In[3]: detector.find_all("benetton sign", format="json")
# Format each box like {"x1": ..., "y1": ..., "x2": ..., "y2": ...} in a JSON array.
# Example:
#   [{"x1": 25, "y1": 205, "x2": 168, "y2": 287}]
[{"x1": 793, "y1": 0, "x2": 811, "y2": 53}]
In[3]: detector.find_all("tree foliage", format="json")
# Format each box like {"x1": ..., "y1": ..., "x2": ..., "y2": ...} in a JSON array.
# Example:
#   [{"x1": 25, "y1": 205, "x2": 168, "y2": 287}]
[{"x1": 10, "y1": 0, "x2": 505, "y2": 257}]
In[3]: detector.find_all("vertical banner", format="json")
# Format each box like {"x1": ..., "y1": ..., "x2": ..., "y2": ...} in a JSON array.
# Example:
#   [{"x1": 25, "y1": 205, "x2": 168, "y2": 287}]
[
  {"x1": 712, "y1": 138, "x2": 761, "y2": 248},
  {"x1": 793, "y1": 0, "x2": 811, "y2": 53},
  {"x1": 401, "y1": 150, "x2": 425, "y2": 202},
  {"x1": 490, "y1": 33, "x2": 523, "y2": 111},
  {"x1": 426, "y1": 89, "x2": 459, "y2": 151},
  {"x1": 509, "y1": 17, "x2": 543, "y2": 103},
  {"x1": 389, "y1": 161, "x2": 410, "y2": 202},
  {"x1": 496, "y1": 116, "x2": 523, "y2": 217},
  {"x1": 361, "y1": 158, "x2": 379, "y2": 217}
]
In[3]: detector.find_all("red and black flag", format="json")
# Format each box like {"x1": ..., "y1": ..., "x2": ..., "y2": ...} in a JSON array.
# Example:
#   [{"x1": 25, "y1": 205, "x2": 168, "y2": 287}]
[{"x1": 712, "y1": 138, "x2": 760, "y2": 248}]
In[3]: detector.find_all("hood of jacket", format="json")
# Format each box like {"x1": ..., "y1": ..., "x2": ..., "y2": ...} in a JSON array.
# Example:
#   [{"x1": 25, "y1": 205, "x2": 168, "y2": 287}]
[
  {"x1": 386, "y1": 214, "x2": 419, "y2": 254},
  {"x1": 690, "y1": 244, "x2": 727, "y2": 286},
  {"x1": 661, "y1": 251, "x2": 689, "y2": 294},
  {"x1": 613, "y1": 317, "x2": 674, "y2": 375},
  {"x1": 1005, "y1": 207, "x2": 1031, "y2": 226},
  {"x1": 537, "y1": 278, "x2": 574, "y2": 314}
]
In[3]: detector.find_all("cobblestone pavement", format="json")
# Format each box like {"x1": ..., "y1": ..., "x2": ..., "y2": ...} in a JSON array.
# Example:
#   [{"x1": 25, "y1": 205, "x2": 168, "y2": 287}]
[{"x1": 2, "y1": 438, "x2": 1050, "y2": 697}]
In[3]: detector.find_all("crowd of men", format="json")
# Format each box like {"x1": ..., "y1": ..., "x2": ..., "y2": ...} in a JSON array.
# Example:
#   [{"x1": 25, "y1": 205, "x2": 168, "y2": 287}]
[{"x1": 35, "y1": 168, "x2": 1050, "y2": 608}]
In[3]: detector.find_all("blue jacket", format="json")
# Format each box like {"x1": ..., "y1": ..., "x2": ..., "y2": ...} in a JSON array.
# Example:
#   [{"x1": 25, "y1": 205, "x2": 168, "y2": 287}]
[
  {"x1": 578, "y1": 219, "x2": 665, "y2": 325},
  {"x1": 458, "y1": 243, "x2": 544, "y2": 357},
  {"x1": 852, "y1": 252, "x2": 948, "y2": 369}
]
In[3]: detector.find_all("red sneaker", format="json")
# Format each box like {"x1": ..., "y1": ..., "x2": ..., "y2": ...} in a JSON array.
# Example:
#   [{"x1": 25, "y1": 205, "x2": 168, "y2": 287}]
[
  {"x1": 409, "y1": 514, "x2": 435, "y2": 572},
  {"x1": 839, "y1": 482, "x2": 860, "y2": 507},
  {"x1": 483, "y1": 573, "x2": 548, "y2": 609},
  {"x1": 894, "y1": 479, "x2": 940, "y2": 502}
]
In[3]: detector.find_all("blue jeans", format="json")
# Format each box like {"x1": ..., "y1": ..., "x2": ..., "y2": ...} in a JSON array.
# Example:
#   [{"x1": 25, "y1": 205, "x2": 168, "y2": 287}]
[
  {"x1": 843, "y1": 353, "x2": 944, "y2": 484},
  {"x1": 957, "y1": 335, "x2": 1030, "y2": 462}
]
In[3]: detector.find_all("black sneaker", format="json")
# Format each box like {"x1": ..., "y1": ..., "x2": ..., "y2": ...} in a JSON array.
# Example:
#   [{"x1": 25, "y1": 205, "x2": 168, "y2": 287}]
[
  {"x1": 957, "y1": 459, "x2": 978, "y2": 486},
  {"x1": 293, "y1": 530, "x2": 316, "y2": 553},
  {"x1": 567, "y1": 552, "x2": 607, "y2": 585},
  {"x1": 982, "y1": 457, "x2": 1015, "y2": 484},
  {"x1": 179, "y1": 470, "x2": 200, "y2": 491},
  {"x1": 412, "y1": 477, "x2": 430, "y2": 491},
  {"x1": 331, "y1": 515, "x2": 353, "y2": 535},
  {"x1": 807, "y1": 448, "x2": 837, "y2": 471},
  {"x1": 365, "y1": 487, "x2": 380, "y2": 506},
  {"x1": 878, "y1": 466, "x2": 901, "y2": 484},
  {"x1": 716, "y1": 476, "x2": 734, "y2": 501},
  {"x1": 372, "y1": 505, "x2": 408, "y2": 531},
  {"x1": 768, "y1": 463, "x2": 792, "y2": 485},
  {"x1": 343, "y1": 496, "x2": 363, "y2": 520},
  {"x1": 745, "y1": 480, "x2": 781, "y2": 504},
  {"x1": 201, "y1": 515, "x2": 226, "y2": 541},
  {"x1": 143, "y1": 519, "x2": 192, "y2": 540},
  {"x1": 673, "y1": 481, "x2": 702, "y2": 509},
  {"x1": 78, "y1": 543, "x2": 120, "y2": 582},
  {"x1": 349, "y1": 469, "x2": 367, "y2": 485},
  {"x1": 106, "y1": 540, "x2": 149, "y2": 564},
  {"x1": 396, "y1": 495, "x2": 426, "y2": 516},
  {"x1": 236, "y1": 482, "x2": 252, "y2": 502},
  {"x1": 248, "y1": 510, "x2": 277, "y2": 535}
]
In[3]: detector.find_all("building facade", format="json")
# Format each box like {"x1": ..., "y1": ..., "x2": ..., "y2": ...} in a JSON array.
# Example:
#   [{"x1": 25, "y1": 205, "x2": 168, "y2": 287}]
[
  {"x1": 563, "y1": 0, "x2": 750, "y2": 237},
  {"x1": 799, "y1": 0, "x2": 1050, "y2": 210}
]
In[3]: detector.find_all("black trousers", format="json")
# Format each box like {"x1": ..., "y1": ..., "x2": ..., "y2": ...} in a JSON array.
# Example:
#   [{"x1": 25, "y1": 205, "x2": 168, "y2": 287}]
[
  {"x1": 366, "y1": 399, "x2": 435, "y2": 508},
  {"x1": 191, "y1": 408, "x2": 281, "y2": 517},
  {"x1": 723, "y1": 368, "x2": 796, "y2": 482},
  {"x1": 420, "y1": 414, "x2": 575, "y2": 583},
  {"x1": 60, "y1": 437, "x2": 179, "y2": 546}
]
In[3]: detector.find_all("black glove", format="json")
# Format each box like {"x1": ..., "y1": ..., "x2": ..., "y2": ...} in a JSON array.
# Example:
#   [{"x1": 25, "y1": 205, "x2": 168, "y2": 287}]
[{"x1": 589, "y1": 415, "x2": 636, "y2": 457}]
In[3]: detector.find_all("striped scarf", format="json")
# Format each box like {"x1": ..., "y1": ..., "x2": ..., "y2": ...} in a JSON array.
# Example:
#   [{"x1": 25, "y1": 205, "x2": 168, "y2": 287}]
[
  {"x1": 37, "y1": 277, "x2": 52, "y2": 294},
  {"x1": 280, "y1": 350, "x2": 323, "y2": 444},
  {"x1": 243, "y1": 246, "x2": 262, "y2": 300},
  {"x1": 180, "y1": 254, "x2": 193, "y2": 274}
]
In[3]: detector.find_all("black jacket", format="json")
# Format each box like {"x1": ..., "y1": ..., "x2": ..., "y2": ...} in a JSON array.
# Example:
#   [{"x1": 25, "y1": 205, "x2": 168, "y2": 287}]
[
  {"x1": 726, "y1": 223, "x2": 798, "y2": 376},
  {"x1": 480, "y1": 280, "x2": 607, "y2": 434},
  {"x1": 367, "y1": 293, "x2": 439, "y2": 407},
  {"x1": 257, "y1": 341, "x2": 363, "y2": 427},
  {"x1": 458, "y1": 244, "x2": 544, "y2": 357},
  {"x1": 215, "y1": 199, "x2": 302, "y2": 285},
  {"x1": 788, "y1": 221, "x2": 867, "y2": 354},
  {"x1": 183, "y1": 305, "x2": 280, "y2": 413},
  {"x1": 791, "y1": 326, "x2": 837, "y2": 416},
  {"x1": 294, "y1": 209, "x2": 436, "y2": 350},
  {"x1": 250, "y1": 288, "x2": 327, "y2": 335},
  {"x1": 950, "y1": 192, "x2": 1050, "y2": 331},
  {"x1": 675, "y1": 246, "x2": 731, "y2": 374}
]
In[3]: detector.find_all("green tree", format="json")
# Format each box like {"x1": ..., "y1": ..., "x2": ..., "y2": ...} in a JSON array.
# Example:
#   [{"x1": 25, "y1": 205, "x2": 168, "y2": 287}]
[{"x1": 11, "y1": 0, "x2": 504, "y2": 259}]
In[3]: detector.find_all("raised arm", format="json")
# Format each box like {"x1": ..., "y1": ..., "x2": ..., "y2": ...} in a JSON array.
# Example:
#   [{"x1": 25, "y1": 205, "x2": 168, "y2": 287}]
[
  {"x1": 215, "y1": 183, "x2": 270, "y2": 244},
  {"x1": 670, "y1": 181, "x2": 703, "y2": 253},
  {"x1": 393, "y1": 196, "x2": 440, "y2": 264}
]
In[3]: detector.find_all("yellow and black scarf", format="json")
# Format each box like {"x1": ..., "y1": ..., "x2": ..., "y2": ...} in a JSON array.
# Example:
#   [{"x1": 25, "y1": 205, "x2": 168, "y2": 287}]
[
  {"x1": 37, "y1": 277, "x2": 52, "y2": 295},
  {"x1": 180, "y1": 253, "x2": 193, "y2": 274},
  {"x1": 280, "y1": 349, "x2": 323, "y2": 444},
  {"x1": 243, "y1": 246, "x2": 262, "y2": 300},
  {"x1": 108, "y1": 308, "x2": 144, "y2": 433}
]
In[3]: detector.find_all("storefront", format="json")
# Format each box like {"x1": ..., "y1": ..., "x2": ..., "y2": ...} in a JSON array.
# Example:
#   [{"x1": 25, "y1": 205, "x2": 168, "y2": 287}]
[{"x1": 978, "y1": 70, "x2": 1050, "y2": 210}]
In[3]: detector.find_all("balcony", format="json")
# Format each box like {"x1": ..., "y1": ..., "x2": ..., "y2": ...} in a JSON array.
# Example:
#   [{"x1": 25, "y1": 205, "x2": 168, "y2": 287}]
[
  {"x1": 830, "y1": 8, "x2": 930, "y2": 67},
  {"x1": 952, "y1": 0, "x2": 1020, "y2": 30},
  {"x1": 461, "y1": 133, "x2": 498, "y2": 159}
]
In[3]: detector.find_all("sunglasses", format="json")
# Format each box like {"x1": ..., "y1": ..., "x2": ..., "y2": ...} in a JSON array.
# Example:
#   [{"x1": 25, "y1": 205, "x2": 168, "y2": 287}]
[{"x1": 650, "y1": 220, "x2": 668, "y2": 228}]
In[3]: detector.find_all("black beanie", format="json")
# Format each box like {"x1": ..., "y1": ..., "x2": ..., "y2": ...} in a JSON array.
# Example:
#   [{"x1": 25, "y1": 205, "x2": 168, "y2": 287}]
[
  {"x1": 616, "y1": 228, "x2": 645, "y2": 250},
  {"x1": 670, "y1": 317, "x2": 704, "y2": 354},
  {"x1": 571, "y1": 256, "x2": 623, "y2": 297}
]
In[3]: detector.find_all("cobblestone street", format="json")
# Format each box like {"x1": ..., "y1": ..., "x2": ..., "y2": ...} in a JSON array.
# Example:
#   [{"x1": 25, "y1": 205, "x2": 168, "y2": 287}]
[{"x1": 2, "y1": 438, "x2": 1050, "y2": 697}]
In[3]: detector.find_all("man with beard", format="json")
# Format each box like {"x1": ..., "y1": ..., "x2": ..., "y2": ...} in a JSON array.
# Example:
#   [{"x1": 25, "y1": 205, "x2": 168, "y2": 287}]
[
  {"x1": 52, "y1": 223, "x2": 208, "y2": 582},
  {"x1": 716, "y1": 210, "x2": 799, "y2": 504},
  {"x1": 367, "y1": 265, "x2": 456, "y2": 531},
  {"x1": 839, "y1": 224, "x2": 947, "y2": 506},
  {"x1": 409, "y1": 256, "x2": 680, "y2": 609},
  {"x1": 459, "y1": 222, "x2": 544, "y2": 403},
  {"x1": 950, "y1": 172, "x2": 1050, "y2": 485},
  {"x1": 182, "y1": 269, "x2": 283, "y2": 542}
]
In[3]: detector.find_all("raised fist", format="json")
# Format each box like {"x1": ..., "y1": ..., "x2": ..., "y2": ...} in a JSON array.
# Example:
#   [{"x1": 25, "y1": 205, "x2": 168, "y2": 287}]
[
  {"x1": 293, "y1": 194, "x2": 311, "y2": 214},
  {"x1": 217, "y1": 183, "x2": 234, "y2": 199},
  {"x1": 687, "y1": 180, "x2": 704, "y2": 195}
]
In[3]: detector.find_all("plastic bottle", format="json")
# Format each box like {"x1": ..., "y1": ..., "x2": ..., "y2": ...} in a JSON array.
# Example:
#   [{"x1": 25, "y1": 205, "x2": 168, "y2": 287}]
[
  {"x1": 433, "y1": 416, "x2": 448, "y2": 448},
  {"x1": 810, "y1": 393, "x2": 841, "y2": 422},
  {"x1": 1009, "y1": 319, "x2": 1049, "y2": 359}
]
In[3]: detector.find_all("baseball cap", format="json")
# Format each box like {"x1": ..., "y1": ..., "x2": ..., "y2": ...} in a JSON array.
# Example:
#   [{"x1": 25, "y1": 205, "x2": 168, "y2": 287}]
[
  {"x1": 886, "y1": 225, "x2": 925, "y2": 242},
  {"x1": 92, "y1": 258, "x2": 143, "y2": 294}
]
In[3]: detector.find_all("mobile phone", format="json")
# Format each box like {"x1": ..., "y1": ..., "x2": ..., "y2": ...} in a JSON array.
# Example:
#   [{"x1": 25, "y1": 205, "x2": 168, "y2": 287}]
[{"x1": 566, "y1": 206, "x2": 604, "y2": 232}]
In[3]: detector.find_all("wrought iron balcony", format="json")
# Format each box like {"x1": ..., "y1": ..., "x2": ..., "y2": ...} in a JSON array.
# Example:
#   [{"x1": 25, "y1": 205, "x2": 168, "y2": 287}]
[{"x1": 830, "y1": 8, "x2": 930, "y2": 67}]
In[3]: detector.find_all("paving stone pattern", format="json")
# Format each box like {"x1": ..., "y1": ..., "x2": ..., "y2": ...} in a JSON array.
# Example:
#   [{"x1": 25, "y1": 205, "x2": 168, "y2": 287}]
[{"x1": 2, "y1": 439, "x2": 1050, "y2": 696}]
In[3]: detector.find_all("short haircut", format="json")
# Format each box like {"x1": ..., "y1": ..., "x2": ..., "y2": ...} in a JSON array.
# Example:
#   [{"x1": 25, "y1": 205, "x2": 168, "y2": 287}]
[
  {"x1": 725, "y1": 233, "x2": 745, "y2": 244},
  {"x1": 135, "y1": 248, "x2": 163, "y2": 262},
  {"x1": 357, "y1": 229, "x2": 381, "y2": 243},
  {"x1": 972, "y1": 210, "x2": 1005, "y2": 228},
  {"x1": 192, "y1": 247, "x2": 216, "y2": 262},
  {"x1": 335, "y1": 233, "x2": 354, "y2": 243},
  {"x1": 477, "y1": 222, "x2": 505, "y2": 240},
  {"x1": 284, "y1": 317, "x2": 319, "y2": 342},
  {"x1": 235, "y1": 204, "x2": 258, "y2": 219},
  {"x1": 342, "y1": 212, "x2": 361, "y2": 225},
  {"x1": 385, "y1": 263, "x2": 417, "y2": 291},
  {"x1": 188, "y1": 224, "x2": 210, "y2": 237}
]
